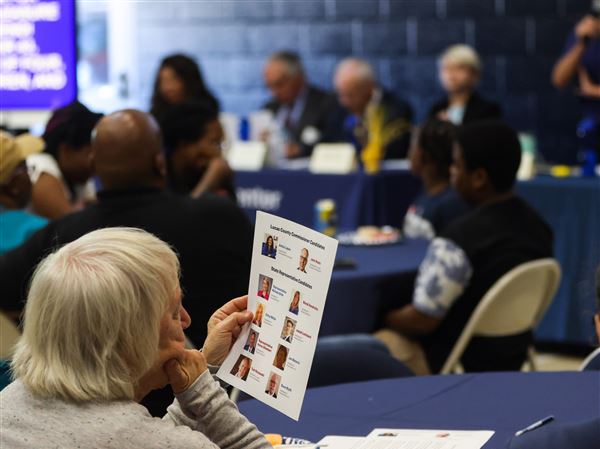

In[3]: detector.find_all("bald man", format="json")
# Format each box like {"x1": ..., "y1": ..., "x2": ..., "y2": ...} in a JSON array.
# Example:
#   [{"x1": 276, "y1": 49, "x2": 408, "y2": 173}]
[
  {"x1": 0, "y1": 110, "x2": 252, "y2": 349},
  {"x1": 334, "y1": 58, "x2": 413, "y2": 170},
  {"x1": 263, "y1": 51, "x2": 344, "y2": 158}
]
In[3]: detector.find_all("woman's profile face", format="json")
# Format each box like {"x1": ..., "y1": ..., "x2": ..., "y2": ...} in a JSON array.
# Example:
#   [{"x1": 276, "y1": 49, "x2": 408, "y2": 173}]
[
  {"x1": 262, "y1": 279, "x2": 269, "y2": 291},
  {"x1": 256, "y1": 305, "x2": 263, "y2": 320},
  {"x1": 159, "y1": 66, "x2": 187, "y2": 104},
  {"x1": 292, "y1": 292, "x2": 300, "y2": 307},
  {"x1": 158, "y1": 288, "x2": 190, "y2": 356},
  {"x1": 267, "y1": 236, "x2": 273, "y2": 247}
]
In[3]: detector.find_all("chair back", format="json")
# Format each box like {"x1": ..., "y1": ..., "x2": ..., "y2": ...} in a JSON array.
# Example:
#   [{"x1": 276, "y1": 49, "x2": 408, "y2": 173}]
[
  {"x1": 581, "y1": 347, "x2": 600, "y2": 371},
  {"x1": 440, "y1": 258, "x2": 561, "y2": 374}
]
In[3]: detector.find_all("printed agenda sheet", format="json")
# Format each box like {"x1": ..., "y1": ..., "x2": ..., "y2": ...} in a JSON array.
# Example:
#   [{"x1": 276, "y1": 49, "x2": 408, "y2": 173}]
[{"x1": 217, "y1": 211, "x2": 338, "y2": 420}]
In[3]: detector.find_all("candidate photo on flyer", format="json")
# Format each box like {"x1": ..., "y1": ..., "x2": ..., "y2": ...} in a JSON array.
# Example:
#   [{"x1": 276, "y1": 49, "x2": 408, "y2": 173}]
[
  {"x1": 280, "y1": 317, "x2": 297, "y2": 343},
  {"x1": 261, "y1": 234, "x2": 278, "y2": 259},
  {"x1": 230, "y1": 355, "x2": 252, "y2": 381},
  {"x1": 273, "y1": 344, "x2": 289, "y2": 371},
  {"x1": 257, "y1": 274, "x2": 273, "y2": 300},
  {"x1": 289, "y1": 290, "x2": 301, "y2": 315},
  {"x1": 265, "y1": 372, "x2": 281, "y2": 398}
]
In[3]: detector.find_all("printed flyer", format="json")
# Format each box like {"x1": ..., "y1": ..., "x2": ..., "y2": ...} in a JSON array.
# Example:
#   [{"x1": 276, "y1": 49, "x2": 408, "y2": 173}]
[{"x1": 217, "y1": 211, "x2": 338, "y2": 420}]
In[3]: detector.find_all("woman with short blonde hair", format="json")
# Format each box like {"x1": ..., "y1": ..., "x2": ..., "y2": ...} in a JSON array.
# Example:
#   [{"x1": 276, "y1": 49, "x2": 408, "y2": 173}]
[
  {"x1": 2, "y1": 227, "x2": 269, "y2": 449},
  {"x1": 429, "y1": 44, "x2": 501, "y2": 126}
]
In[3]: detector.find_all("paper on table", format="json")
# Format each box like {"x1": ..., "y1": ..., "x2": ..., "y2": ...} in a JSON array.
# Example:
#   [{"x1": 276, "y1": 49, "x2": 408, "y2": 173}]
[
  {"x1": 367, "y1": 429, "x2": 494, "y2": 448},
  {"x1": 316, "y1": 429, "x2": 494, "y2": 449},
  {"x1": 217, "y1": 211, "x2": 339, "y2": 420}
]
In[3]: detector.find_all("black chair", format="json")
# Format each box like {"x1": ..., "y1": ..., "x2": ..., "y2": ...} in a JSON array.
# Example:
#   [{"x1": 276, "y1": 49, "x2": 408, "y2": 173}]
[{"x1": 307, "y1": 334, "x2": 414, "y2": 388}]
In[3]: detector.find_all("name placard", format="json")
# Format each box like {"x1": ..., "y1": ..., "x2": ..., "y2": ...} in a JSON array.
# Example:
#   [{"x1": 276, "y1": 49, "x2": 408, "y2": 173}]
[
  {"x1": 227, "y1": 141, "x2": 267, "y2": 172},
  {"x1": 309, "y1": 143, "x2": 357, "y2": 174}
]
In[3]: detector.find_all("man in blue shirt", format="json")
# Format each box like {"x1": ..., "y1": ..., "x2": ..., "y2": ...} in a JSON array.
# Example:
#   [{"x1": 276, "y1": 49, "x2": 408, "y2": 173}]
[{"x1": 0, "y1": 132, "x2": 47, "y2": 254}]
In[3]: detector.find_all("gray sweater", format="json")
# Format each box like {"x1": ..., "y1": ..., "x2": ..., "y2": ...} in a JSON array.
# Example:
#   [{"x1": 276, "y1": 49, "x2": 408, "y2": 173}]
[{"x1": 0, "y1": 369, "x2": 271, "y2": 449}]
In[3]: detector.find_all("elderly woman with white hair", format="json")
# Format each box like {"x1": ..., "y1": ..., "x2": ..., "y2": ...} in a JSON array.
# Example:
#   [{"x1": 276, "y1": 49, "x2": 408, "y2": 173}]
[
  {"x1": 429, "y1": 44, "x2": 502, "y2": 126},
  {"x1": 0, "y1": 227, "x2": 270, "y2": 449}
]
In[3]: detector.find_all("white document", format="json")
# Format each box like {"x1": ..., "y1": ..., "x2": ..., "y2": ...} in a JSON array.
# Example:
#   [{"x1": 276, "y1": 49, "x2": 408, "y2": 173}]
[
  {"x1": 227, "y1": 141, "x2": 267, "y2": 171},
  {"x1": 217, "y1": 211, "x2": 339, "y2": 420},
  {"x1": 367, "y1": 429, "x2": 494, "y2": 448},
  {"x1": 317, "y1": 429, "x2": 494, "y2": 449},
  {"x1": 309, "y1": 143, "x2": 357, "y2": 174},
  {"x1": 248, "y1": 109, "x2": 276, "y2": 141},
  {"x1": 316, "y1": 436, "x2": 367, "y2": 448}
]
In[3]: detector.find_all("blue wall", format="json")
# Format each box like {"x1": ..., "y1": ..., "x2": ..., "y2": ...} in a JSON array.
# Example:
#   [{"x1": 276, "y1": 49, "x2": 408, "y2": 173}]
[{"x1": 135, "y1": 0, "x2": 592, "y2": 163}]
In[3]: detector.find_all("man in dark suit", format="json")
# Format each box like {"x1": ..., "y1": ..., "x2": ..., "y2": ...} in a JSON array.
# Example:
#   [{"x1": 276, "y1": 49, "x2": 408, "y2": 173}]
[
  {"x1": 263, "y1": 51, "x2": 343, "y2": 158},
  {"x1": 429, "y1": 45, "x2": 501, "y2": 126},
  {"x1": 334, "y1": 58, "x2": 413, "y2": 170}
]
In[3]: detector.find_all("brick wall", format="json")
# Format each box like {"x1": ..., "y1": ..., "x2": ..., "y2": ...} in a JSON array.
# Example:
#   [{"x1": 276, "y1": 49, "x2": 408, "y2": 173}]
[{"x1": 135, "y1": 0, "x2": 593, "y2": 163}]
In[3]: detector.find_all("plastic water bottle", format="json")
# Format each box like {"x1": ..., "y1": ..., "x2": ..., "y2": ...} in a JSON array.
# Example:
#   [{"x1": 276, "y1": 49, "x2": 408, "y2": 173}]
[
  {"x1": 314, "y1": 199, "x2": 338, "y2": 237},
  {"x1": 239, "y1": 116, "x2": 249, "y2": 141}
]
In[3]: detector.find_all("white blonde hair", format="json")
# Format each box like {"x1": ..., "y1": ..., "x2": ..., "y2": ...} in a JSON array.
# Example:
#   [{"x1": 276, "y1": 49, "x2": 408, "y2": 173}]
[
  {"x1": 11, "y1": 227, "x2": 180, "y2": 402},
  {"x1": 440, "y1": 44, "x2": 482, "y2": 73},
  {"x1": 335, "y1": 58, "x2": 377, "y2": 83}
]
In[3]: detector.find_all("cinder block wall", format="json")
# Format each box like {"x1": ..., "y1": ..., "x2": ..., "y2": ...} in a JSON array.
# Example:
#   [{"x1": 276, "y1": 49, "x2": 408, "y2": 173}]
[{"x1": 135, "y1": 0, "x2": 592, "y2": 163}]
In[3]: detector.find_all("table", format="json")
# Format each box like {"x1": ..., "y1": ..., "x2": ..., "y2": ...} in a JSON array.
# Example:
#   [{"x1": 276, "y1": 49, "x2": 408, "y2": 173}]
[
  {"x1": 236, "y1": 169, "x2": 600, "y2": 346},
  {"x1": 235, "y1": 169, "x2": 422, "y2": 230},
  {"x1": 517, "y1": 176, "x2": 600, "y2": 346},
  {"x1": 239, "y1": 371, "x2": 600, "y2": 448},
  {"x1": 323, "y1": 239, "x2": 428, "y2": 336}
]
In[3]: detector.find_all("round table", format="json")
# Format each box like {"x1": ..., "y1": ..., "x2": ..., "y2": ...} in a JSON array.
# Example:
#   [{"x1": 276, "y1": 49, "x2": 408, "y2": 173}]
[
  {"x1": 321, "y1": 239, "x2": 428, "y2": 336},
  {"x1": 238, "y1": 371, "x2": 600, "y2": 448}
]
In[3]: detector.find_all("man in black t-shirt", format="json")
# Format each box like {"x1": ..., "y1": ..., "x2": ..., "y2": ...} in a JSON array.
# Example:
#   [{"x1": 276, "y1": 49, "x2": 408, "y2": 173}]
[
  {"x1": 378, "y1": 120, "x2": 553, "y2": 374},
  {"x1": 0, "y1": 110, "x2": 253, "y2": 417}
]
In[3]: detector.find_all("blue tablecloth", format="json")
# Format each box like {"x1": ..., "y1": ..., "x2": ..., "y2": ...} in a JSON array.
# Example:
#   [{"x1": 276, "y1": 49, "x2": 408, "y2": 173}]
[
  {"x1": 239, "y1": 371, "x2": 600, "y2": 448},
  {"x1": 235, "y1": 169, "x2": 422, "y2": 229},
  {"x1": 517, "y1": 176, "x2": 600, "y2": 346},
  {"x1": 322, "y1": 239, "x2": 428, "y2": 336}
]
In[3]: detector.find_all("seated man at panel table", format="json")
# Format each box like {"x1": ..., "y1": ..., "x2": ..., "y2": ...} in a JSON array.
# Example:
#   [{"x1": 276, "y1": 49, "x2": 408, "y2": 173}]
[
  {"x1": 507, "y1": 267, "x2": 600, "y2": 449},
  {"x1": 334, "y1": 58, "x2": 413, "y2": 171},
  {"x1": 0, "y1": 110, "x2": 253, "y2": 416},
  {"x1": 263, "y1": 51, "x2": 343, "y2": 159},
  {"x1": 376, "y1": 120, "x2": 553, "y2": 375}
]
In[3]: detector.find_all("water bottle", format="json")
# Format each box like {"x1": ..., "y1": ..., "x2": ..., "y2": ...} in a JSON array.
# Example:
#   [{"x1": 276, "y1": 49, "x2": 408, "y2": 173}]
[{"x1": 314, "y1": 199, "x2": 338, "y2": 237}]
